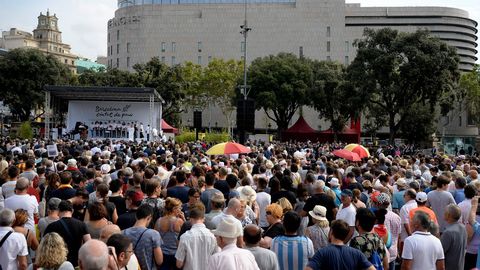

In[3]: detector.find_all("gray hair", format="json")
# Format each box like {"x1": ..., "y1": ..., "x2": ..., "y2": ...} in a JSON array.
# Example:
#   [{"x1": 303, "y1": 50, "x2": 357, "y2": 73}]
[
  {"x1": 78, "y1": 239, "x2": 109, "y2": 270},
  {"x1": 446, "y1": 204, "x2": 462, "y2": 222},
  {"x1": 313, "y1": 180, "x2": 325, "y2": 191},
  {"x1": 0, "y1": 209, "x2": 15, "y2": 227},
  {"x1": 413, "y1": 211, "x2": 431, "y2": 231}
]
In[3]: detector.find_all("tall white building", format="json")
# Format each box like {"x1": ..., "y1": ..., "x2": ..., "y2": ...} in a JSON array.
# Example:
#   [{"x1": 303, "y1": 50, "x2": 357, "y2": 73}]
[{"x1": 107, "y1": 0, "x2": 478, "y2": 150}]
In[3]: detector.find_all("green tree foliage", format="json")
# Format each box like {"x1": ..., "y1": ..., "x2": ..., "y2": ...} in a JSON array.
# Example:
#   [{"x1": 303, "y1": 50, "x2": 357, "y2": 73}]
[
  {"x1": 309, "y1": 60, "x2": 359, "y2": 137},
  {"x1": 460, "y1": 65, "x2": 480, "y2": 124},
  {"x1": 0, "y1": 48, "x2": 72, "y2": 121},
  {"x1": 17, "y1": 121, "x2": 33, "y2": 139},
  {"x1": 77, "y1": 67, "x2": 137, "y2": 86},
  {"x1": 248, "y1": 53, "x2": 312, "y2": 134},
  {"x1": 201, "y1": 59, "x2": 243, "y2": 132},
  {"x1": 347, "y1": 28, "x2": 460, "y2": 143},
  {"x1": 398, "y1": 103, "x2": 437, "y2": 143}
]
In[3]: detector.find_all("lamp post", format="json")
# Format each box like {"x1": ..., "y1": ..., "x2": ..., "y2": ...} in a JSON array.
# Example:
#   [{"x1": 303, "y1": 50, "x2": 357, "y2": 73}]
[{"x1": 238, "y1": 0, "x2": 252, "y2": 144}]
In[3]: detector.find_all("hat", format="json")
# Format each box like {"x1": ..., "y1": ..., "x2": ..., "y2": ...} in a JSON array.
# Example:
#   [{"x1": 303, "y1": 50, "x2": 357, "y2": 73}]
[
  {"x1": 416, "y1": 192, "x2": 428, "y2": 203},
  {"x1": 329, "y1": 178, "x2": 340, "y2": 187},
  {"x1": 47, "y1": 197, "x2": 62, "y2": 211},
  {"x1": 395, "y1": 178, "x2": 407, "y2": 188},
  {"x1": 238, "y1": 186, "x2": 256, "y2": 202},
  {"x1": 372, "y1": 192, "x2": 390, "y2": 205},
  {"x1": 399, "y1": 159, "x2": 409, "y2": 168},
  {"x1": 211, "y1": 191, "x2": 226, "y2": 203},
  {"x1": 309, "y1": 205, "x2": 327, "y2": 221},
  {"x1": 362, "y1": 180, "x2": 373, "y2": 188},
  {"x1": 341, "y1": 189, "x2": 353, "y2": 198},
  {"x1": 200, "y1": 158, "x2": 208, "y2": 163},
  {"x1": 212, "y1": 216, "x2": 241, "y2": 238},
  {"x1": 101, "y1": 164, "x2": 111, "y2": 174},
  {"x1": 279, "y1": 160, "x2": 287, "y2": 166},
  {"x1": 67, "y1": 159, "x2": 77, "y2": 167}
]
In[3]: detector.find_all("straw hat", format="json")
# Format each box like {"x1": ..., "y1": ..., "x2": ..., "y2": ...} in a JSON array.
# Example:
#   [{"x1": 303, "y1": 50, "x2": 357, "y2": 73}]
[
  {"x1": 309, "y1": 205, "x2": 327, "y2": 221},
  {"x1": 212, "y1": 217, "x2": 241, "y2": 238}
]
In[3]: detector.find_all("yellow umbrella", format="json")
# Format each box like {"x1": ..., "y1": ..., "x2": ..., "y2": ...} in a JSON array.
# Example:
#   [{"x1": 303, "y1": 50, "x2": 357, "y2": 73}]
[
  {"x1": 206, "y1": 142, "x2": 251, "y2": 155},
  {"x1": 344, "y1": 143, "x2": 370, "y2": 158}
]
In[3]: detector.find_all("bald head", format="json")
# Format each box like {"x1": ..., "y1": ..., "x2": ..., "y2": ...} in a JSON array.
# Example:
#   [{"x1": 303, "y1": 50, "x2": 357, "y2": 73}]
[
  {"x1": 78, "y1": 239, "x2": 109, "y2": 270},
  {"x1": 99, "y1": 224, "x2": 121, "y2": 243},
  {"x1": 243, "y1": 224, "x2": 262, "y2": 246},
  {"x1": 227, "y1": 198, "x2": 241, "y2": 215}
]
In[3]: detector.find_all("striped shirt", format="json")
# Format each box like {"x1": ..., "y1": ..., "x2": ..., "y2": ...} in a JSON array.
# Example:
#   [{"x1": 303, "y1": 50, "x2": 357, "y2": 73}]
[{"x1": 270, "y1": 235, "x2": 314, "y2": 270}]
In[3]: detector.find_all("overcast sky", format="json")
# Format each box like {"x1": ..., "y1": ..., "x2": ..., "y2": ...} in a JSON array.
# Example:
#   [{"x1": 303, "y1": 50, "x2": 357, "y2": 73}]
[{"x1": 0, "y1": 0, "x2": 478, "y2": 61}]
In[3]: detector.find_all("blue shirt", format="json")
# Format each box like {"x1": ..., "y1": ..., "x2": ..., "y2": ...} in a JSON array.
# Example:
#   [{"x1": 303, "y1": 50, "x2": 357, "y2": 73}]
[
  {"x1": 451, "y1": 189, "x2": 465, "y2": 204},
  {"x1": 123, "y1": 227, "x2": 163, "y2": 270},
  {"x1": 307, "y1": 244, "x2": 372, "y2": 270},
  {"x1": 392, "y1": 190, "x2": 406, "y2": 210},
  {"x1": 271, "y1": 235, "x2": 314, "y2": 270}
]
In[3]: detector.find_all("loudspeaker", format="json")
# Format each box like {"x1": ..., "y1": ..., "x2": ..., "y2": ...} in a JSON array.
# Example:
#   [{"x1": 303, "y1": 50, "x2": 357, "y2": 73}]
[
  {"x1": 193, "y1": 111, "x2": 202, "y2": 129},
  {"x1": 236, "y1": 99, "x2": 255, "y2": 132}
]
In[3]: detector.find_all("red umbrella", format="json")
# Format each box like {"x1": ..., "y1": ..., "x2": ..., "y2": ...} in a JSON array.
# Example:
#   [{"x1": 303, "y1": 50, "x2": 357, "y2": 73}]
[{"x1": 332, "y1": 149, "x2": 361, "y2": 162}]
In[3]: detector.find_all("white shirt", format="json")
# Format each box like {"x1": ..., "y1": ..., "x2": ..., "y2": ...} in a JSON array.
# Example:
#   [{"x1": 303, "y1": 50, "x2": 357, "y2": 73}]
[
  {"x1": 4, "y1": 194, "x2": 39, "y2": 231},
  {"x1": 402, "y1": 231, "x2": 444, "y2": 270},
  {"x1": 399, "y1": 200, "x2": 418, "y2": 240},
  {"x1": 175, "y1": 223, "x2": 218, "y2": 270},
  {"x1": 256, "y1": 192, "x2": 271, "y2": 228},
  {"x1": 0, "y1": 227, "x2": 28, "y2": 270},
  {"x1": 336, "y1": 203, "x2": 356, "y2": 226},
  {"x1": 207, "y1": 243, "x2": 259, "y2": 270},
  {"x1": 458, "y1": 198, "x2": 472, "y2": 225}
]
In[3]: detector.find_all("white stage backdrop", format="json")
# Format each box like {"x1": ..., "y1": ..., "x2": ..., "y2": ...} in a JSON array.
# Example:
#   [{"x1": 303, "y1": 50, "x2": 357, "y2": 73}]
[{"x1": 67, "y1": 101, "x2": 161, "y2": 131}]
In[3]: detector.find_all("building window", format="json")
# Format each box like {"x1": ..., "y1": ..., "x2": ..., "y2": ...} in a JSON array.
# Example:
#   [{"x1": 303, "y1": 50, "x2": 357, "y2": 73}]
[
  {"x1": 171, "y1": 42, "x2": 176, "y2": 52},
  {"x1": 71, "y1": 60, "x2": 74, "y2": 65},
  {"x1": 161, "y1": 56, "x2": 166, "y2": 63},
  {"x1": 64, "y1": 59, "x2": 68, "y2": 64},
  {"x1": 326, "y1": 26, "x2": 331, "y2": 37},
  {"x1": 117, "y1": 30, "x2": 120, "y2": 41},
  {"x1": 198, "y1": 41, "x2": 202, "y2": 52},
  {"x1": 197, "y1": 55, "x2": 202, "y2": 65},
  {"x1": 161, "y1": 42, "x2": 166, "y2": 52},
  {"x1": 116, "y1": 58, "x2": 119, "y2": 68},
  {"x1": 117, "y1": 44, "x2": 120, "y2": 54},
  {"x1": 326, "y1": 41, "x2": 330, "y2": 52},
  {"x1": 299, "y1": 46, "x2": 303, "y2": 58},
  {"x1": 459, "y1": 116, "x2": 462, "y2": 127},
  {"x1": 344, "y1": 56, "x2": 349, "y2": 65},
  {"x1": 108, "y1": 33, "x2": 110, "y2": 43},
  {"x1": 127, "y1": 57, "x2": 130, "y2": 68},
  {"x1": 326, "y1": 56, "x2": 331, "y2": 61},
  {"x1": 345, "y1": 41, "x2": 349, "y2": 52},
  {"x1": 241, "y1": 41, "x2": 245, "y2": 53},
  {"x1": 208, "y1": 56, "x2": 212, "y2": 63},
  {"x1": 171, "y1": 56, "x2": 176, "y2": 65},
  {"x1": 127, "y1": 43, "x2": 130, "y2": 53},
  {"x1": 110, "y1": 45, "x2": 113, "y2": 56}
]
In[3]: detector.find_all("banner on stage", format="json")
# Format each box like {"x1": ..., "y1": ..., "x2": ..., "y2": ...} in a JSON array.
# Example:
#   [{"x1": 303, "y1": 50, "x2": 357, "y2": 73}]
[{"x1": 66, "y1": 101, "x2": 160, "y2": 131}]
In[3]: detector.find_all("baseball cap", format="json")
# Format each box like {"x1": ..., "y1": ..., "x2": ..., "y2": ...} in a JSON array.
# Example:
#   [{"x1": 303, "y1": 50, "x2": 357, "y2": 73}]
[
  {"x1": 416, "y1": 192, "x2": 428, "y2": 203},
  {"x1": 329, "y1": 178, "x2": 340, "y2": 187}
]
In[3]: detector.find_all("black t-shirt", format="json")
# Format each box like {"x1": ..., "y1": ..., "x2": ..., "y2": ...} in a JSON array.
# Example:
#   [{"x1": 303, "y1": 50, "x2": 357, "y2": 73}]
[
  {"x1": 50, "y1": 187, "x2": 77, "y2": 200},
  {"x1": 117, "y1": 210, "x2": 137, "y2": 231},
  {"x1": 271, "y1": 190, "x2": 297, "y2": 207},
  {"x1": 109, "y1": 196, "x2": 127, "y2": 216},
  {"x1": 262, "y1": 222, "x2": 285, "y2": 239},
  {"x1": 44, "y1": 217, "x2": 89, "y2": 267},
  {"x1": 346, "y1": 182, "x2": 364, "y2": 192},
  {"x1": 303, "y1": 193, "x2": 337, "y2": 222}
]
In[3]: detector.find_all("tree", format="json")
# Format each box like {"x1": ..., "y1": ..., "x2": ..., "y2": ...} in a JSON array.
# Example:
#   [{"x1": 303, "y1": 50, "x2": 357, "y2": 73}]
[
  {"x1": 78, "y1": 67, "x2": 137, "y2": 86},
  {"x1": 133, "y1": 58, "x2": 186, "y2": 124},
  {"x1": 309, "y1": 60, "x2": 360, "y2": 139},
  {"x1": 347, "y1": 28, "x2": 460, "y2": 143},
  {"x1": 0, "y1": 48, "x2": 72, "y2": 121},
  {"x1": 202, "y1": 58, "x2": 243, "y2": 133},
  {"x1": 460, "y1": 65, "x2": 480, "y2": 124},
  {"x1": 248, "y1": 53, "x2": 312, "y2": 135}
]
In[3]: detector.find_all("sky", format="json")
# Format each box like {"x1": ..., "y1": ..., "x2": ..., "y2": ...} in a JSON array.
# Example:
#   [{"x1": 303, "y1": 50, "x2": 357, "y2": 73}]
[{"x1": 0, "y1": 0, "x2": 478, "y2": 61}]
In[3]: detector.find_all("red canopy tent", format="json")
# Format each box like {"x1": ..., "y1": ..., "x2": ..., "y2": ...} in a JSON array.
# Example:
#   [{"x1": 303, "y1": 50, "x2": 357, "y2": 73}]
[
  {"x1": 282, "y1": 116, "x2": 321, "y2": 141},
  {"x1": 161, "y1": 119, "x2": 179, "y2": 134}
]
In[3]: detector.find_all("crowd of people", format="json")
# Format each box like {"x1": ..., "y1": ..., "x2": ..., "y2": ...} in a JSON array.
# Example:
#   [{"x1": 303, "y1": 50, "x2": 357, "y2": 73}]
[{"x1": 0, "y1": 137, "x2": 479, "y2": 270}]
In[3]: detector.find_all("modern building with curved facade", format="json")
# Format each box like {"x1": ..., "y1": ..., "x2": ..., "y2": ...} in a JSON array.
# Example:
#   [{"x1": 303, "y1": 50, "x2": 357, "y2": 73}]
[{"x1": 107, "y1": 0, "x2": 478, "y2": 149}]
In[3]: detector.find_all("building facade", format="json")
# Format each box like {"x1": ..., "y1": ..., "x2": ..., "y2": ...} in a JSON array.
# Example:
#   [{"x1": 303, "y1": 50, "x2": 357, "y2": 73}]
[
  {"x1": 108, "y1": 0, "x2": 479, "y2": 149},
  {"x1": 0, "y1": 11, "x2": 77, "y2": 73}
]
